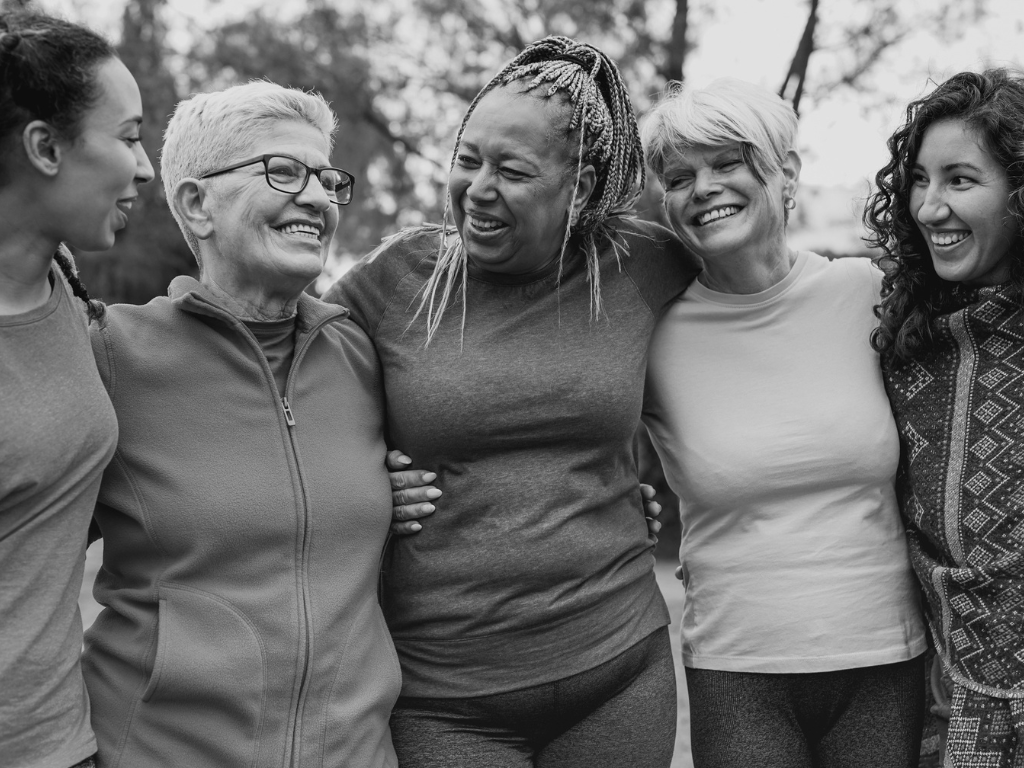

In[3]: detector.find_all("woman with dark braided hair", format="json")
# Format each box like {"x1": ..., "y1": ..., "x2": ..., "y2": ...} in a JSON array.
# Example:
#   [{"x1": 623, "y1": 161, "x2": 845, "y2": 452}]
[
  {"x1": 0, "y1": 10, "x2": 153, "y2": 768},
  {"x1": 325, "y1": 35, "x2": 700, "y2": 767},
  {"x1": 865, "y1": 68, "x2": 1024, "y2": 767}
]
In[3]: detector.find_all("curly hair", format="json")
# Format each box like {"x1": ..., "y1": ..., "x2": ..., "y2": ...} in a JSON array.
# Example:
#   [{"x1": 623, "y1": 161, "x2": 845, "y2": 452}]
[
  {"x1": 417, "y1": 35, "x2": 645, "y2": 345},
  {"x1": 864, "y1": 68, "x2": 1024, "y2": 362},
  {"x1": 0, "y1": 10, "x2": 117, "y2": 320}
]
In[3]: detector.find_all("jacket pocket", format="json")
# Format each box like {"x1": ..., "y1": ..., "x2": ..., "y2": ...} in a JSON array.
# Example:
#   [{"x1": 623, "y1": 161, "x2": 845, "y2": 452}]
[{"x1": 131, "y1": 584, "x2": 267, "y2": 767}]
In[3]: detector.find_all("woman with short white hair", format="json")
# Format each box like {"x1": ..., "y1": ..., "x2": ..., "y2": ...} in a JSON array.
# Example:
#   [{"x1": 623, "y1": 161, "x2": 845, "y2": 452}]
[
  {"x1": 639, "y1": 78, "x2": 927, "y2": 766},
  {"x1": 81, "y1": 81, "x2": 402, "y2": 767}
]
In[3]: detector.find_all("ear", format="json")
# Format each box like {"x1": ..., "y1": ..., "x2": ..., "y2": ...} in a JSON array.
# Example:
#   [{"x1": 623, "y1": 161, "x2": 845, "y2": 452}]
[
  {"x1": 173, "y1": 179, "x2": 215, "y2": 241},
  {"x1": 570, "y1": 163, "x2": 597, "y2": 224},
  {"x1": 781, "y1": 149, "x2": 802, "y2": 200},
  {"x1": 22, "y1": 120, "x2": 63, "y2": 177}
]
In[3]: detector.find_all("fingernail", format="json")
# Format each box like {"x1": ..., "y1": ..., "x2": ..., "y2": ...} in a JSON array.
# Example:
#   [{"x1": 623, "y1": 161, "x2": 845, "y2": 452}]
[
  {"x1": 398, "y1": 455, "x2": 412, "y2": 465},
  {"x1": 426, "y1": 488, "x2": 442, "y2": 499},
  {"x1": 422, "y1": 504, "x2": 435, "y2": 513},
  {"x1": 423, "y1": 471, "x2": 437, "y2": 481},
  {"x1": 410, "y1": 522, "x2": 421, "y2": 531}
]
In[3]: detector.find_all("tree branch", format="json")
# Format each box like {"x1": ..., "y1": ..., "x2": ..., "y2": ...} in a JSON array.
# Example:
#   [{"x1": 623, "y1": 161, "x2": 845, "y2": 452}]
[{"x1": 779, "y1": 0, "x2": 819, "y2": 114}]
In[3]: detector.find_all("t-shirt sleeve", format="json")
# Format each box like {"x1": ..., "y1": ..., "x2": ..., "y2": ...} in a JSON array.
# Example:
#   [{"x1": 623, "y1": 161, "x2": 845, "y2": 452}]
[
  {"x1": 322, "y1": 230, "x2": 436, "y2": 339},
  {"x1": 618, "y1": 218, "x2": 702, "y2": 317},
  {"x1": 321, "y1": 257, "x2": 386, "y2": 339}
]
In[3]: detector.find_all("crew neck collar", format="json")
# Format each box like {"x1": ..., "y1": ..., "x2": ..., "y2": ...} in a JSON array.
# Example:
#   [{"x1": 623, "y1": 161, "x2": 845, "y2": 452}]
[{"x1": 687, "y1": 251, "x2": 809, "y2": 307}]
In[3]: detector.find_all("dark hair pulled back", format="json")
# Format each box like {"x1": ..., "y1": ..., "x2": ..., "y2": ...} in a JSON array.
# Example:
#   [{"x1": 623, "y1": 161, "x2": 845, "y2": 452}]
[
  {"x1": 0, "y1": 10, "x2": 116, "y2": 319},
  {"x1": 864, "y1": 68, "x2": 1024, "y2": 362}
]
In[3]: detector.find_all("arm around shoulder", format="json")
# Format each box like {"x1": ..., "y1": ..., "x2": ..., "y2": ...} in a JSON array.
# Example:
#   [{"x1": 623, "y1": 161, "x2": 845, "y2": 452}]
[
  {"x1": 321, "y1": 227, "x2": 441, "y2": 339},
  {"x1": 617, "y1": 218, "x2": 702, "y2": 315}
]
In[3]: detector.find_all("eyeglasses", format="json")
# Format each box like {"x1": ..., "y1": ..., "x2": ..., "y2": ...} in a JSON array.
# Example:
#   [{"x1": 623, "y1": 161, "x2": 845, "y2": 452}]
[{"x1": 199, "y1": 154, "x2": 355, "y2": 206}]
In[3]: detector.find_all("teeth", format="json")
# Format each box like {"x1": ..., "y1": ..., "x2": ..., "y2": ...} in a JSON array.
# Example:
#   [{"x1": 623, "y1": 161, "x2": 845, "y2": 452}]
[
  {"x1": 931, "y1": 231, "x2": 969, "y2": 247},
  {"x1": 697, "y1": 206, "x2": 740, "y2": 226},
  {"x1": 279, "y1": 223, "x2": 319, "y2": 238},
  {"x1": 470, "y1": 216, "x2": 504, "y2": 232}
]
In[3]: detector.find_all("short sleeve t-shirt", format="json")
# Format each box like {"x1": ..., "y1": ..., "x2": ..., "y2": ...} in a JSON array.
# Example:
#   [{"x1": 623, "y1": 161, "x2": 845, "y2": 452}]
[
  {"x1": 0, "y1": 265, "x2": 117, "y2": 768},
  {"x1": 325, "y1": 219, "x2": 701, "y2": 697},
  {"x1": 643, "y1": 252, "x2": 926, "y2": 673}
]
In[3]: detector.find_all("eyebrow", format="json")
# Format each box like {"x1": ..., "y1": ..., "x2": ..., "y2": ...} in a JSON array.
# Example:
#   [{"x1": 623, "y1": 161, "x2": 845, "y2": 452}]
[
  {"x1": 459, "y1": 140, "x2": 539, "y2": 166},
  {"x1": 942, "y1": 161, "x2": 985, "y2": 173},
  {"x1": 119, "y1": 116, "x2": 143, "y2": 127},
  {"x1": 914, "y1": 160, "x2": 986, "y2": 174}
]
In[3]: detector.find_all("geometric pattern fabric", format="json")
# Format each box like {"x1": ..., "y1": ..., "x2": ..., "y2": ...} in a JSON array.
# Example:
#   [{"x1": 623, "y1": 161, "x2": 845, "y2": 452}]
[{"x1": 884, "y1": 286, "x2": 1024, "y2": 706}]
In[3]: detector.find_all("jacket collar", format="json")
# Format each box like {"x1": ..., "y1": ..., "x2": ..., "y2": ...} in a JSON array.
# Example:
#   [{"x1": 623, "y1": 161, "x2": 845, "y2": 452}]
[{"x1": 167, "y1": 275, "x2": 348, "y2": 332}]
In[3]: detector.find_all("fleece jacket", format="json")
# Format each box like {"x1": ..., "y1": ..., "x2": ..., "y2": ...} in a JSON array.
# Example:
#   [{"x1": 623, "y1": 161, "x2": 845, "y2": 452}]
[{"x1": 82, "y1": 276, "x2": 400, "y2": 768}]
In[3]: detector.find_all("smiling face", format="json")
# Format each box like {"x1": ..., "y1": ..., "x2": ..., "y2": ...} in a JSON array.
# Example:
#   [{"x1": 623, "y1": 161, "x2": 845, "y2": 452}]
[
  {"x1": 202, "y1": 119, "x2": 339, "y2": 295},
  {"x1": 660, "y1": 143, "x2": 793, "y2": 265},
  {"x1": 909, "y1": 118, "x2": 1021, "y2": 286},
  {"x1": 448, "y1": 87, "x2": 586, "y2": 276},
  {"x1": 54, "y1": 57, "x2": 154, "y2": 251}
]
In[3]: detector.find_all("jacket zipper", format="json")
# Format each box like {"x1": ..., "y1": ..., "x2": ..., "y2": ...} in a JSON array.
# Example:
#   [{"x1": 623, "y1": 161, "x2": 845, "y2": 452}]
[
  {"x1": 179, "y1": 293, "x2": 344, "y2": 768},
  {"x1": 280, "y1": 319, "x2": 335, "y2": 768}
]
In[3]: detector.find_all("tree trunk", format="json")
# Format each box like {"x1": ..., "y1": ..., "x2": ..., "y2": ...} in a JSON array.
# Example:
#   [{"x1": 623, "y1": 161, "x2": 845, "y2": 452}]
[
  {"x1": 779, "y1": 0, "x2": 819, "y2": 114},
  {"x1": 658, "y1": 0, "x2": 689, "y2": 84}
]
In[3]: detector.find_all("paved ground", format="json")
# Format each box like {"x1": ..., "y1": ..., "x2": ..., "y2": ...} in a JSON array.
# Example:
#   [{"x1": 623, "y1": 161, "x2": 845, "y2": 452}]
[{"x1": 80, "y1": 544, "x2": 693, "y2": 766}]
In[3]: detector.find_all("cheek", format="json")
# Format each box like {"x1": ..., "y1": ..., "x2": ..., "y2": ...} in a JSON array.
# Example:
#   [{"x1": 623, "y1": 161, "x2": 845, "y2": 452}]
[
  {"x1": 448, "y1": 173, "x2": 469, "y2": 207},
  {"x1": 324, "y1": 209, "x2": 340, "y2": 243},
  {"x1": 908, "y1": 188, "x2": 926, "y2": 226}
]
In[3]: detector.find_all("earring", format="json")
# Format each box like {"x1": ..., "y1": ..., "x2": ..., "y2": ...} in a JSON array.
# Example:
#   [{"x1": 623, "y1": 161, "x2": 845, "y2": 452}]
[{"x1": 784, "y1": 197, "x2": 797, "y2": 211}]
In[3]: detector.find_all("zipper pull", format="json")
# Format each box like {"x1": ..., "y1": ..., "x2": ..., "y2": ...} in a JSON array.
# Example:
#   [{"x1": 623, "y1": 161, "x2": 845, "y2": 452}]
[{"x1": 281, "y1": 396, "x2": 296, "y2": 427}]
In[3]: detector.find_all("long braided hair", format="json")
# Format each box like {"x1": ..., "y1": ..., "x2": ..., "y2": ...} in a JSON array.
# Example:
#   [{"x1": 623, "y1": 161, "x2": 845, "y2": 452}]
[
  {"x1": 865, "y1": 68, "x2": 1024, "y2": 363},
  {"x1": 0, "y1": 10, "x2": 115, "y2": 320},
  {"x1": 416, "y1": 35, "x2": 645, "y2": 345}
]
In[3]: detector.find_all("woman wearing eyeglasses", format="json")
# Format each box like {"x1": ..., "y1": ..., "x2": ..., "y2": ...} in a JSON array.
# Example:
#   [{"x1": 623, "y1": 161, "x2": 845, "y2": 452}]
[{"x1": 80, "y1": 82, "x2": 402, "y2": 767}]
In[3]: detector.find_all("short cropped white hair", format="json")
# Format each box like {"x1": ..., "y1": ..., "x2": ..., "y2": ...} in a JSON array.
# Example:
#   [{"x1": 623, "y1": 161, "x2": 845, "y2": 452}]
[
  {"x1": 161, "y1": 80, "x2": 338, "y2": 262},
  {"x1": 640, "y1": 78, "x2": 797, "y2": 185}
]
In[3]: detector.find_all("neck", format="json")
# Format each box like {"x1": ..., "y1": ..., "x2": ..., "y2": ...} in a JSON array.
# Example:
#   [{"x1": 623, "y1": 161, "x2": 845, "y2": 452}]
[
  {"x1": 199, "y1": 272, "x2": 302, "y2": 321},
  {"x1": 697, "y1": 234, "x2": 795, "y2": 295},
  {"x1": 0, "y1": 200, "x2": 60, "y2": 315}
]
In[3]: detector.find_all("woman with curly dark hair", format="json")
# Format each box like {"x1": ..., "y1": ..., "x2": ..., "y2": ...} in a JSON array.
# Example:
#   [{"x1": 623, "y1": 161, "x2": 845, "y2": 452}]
[{"x1": 865, "y1": 68, "x2": 1024, "y2": 767}]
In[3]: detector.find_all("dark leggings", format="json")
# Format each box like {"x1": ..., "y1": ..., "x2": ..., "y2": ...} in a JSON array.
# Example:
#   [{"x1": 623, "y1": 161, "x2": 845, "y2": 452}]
[
  {"x1": 686, "y1": 655, "x2": 926, "y2": 768},
  {"x1": 70, "y1": 757, "x2": 97, "y2": 768},
  {"x1": 390, "y1": 626, "x2": 677, "y2": 768}
]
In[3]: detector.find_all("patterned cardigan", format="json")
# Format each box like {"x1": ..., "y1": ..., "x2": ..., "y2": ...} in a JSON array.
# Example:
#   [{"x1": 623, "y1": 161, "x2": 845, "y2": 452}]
[{"x1": 883, "y1": 284, "x2": 1024, "y2": 697}]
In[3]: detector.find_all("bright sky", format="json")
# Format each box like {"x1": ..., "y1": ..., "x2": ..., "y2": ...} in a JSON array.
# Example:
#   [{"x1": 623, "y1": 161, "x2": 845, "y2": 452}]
[{"x1": 41, "y1": 0, "x2": 1024, "y2": 189}]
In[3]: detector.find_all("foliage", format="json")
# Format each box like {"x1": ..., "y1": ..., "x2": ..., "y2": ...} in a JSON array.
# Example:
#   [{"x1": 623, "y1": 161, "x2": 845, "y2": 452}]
[
  {"x1": 188, "y1": 0, "x2": 428, "y2": 261},
  {"x1": 75, "y1": 0, "x2": 196, "y2": 305}
]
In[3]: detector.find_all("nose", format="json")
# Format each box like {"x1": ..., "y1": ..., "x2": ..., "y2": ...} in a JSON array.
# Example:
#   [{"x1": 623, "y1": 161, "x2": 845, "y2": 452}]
[
  {"x1": 465, "y1": 166, "x2": 499, "y2": 204},
  {"x1": 914, "y1": 182, "x2": 950, "y2": 225},
  {"x1": 135, "y1": 141, "x2": 155, "y2": 184},
  {"x1": 295, "y1": 171, "x2": 333, "y2": 213},
  {"x1": 692, "y1": 168, "x2": 721, "y2": 200}
]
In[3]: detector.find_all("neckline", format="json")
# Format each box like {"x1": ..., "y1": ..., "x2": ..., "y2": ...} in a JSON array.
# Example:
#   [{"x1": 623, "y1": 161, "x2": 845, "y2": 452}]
[
  {"x1": 467, "y1": 249, "x2": 575, "y2": 286},
  {"x1": 686, "y1": 251, "x2": 809, "y2": 307},
  {"x1": 0, "y1": 266, "x2": 64, "y2": 327}
]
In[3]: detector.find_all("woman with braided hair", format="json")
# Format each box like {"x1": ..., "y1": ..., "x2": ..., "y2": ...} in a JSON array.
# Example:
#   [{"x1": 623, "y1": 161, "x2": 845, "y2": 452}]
[
  {"x1": 0, "y1": 9, "x2": 153, "y2": 768},
  {"x1": 866, "y1": 68, "x2": 1024, "y2": 767},
  {"x1": 325, "y1": 35, "x2": 700, "y2": 767}
]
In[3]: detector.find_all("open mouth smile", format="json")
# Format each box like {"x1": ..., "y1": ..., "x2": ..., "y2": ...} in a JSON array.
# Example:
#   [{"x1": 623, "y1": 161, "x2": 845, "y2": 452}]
[
  {"x1": 276, "y1": 222, "x2": 323, "y2": 241},
  {"x1": 694, "y1": 206, "x2": 742, "y2": 226},
  {"x1": 465, "y1": 213, "x2": 508, "y2": 236},
  {"x1": 929, "y1": 230, "x2": 970, "y2": 248}
]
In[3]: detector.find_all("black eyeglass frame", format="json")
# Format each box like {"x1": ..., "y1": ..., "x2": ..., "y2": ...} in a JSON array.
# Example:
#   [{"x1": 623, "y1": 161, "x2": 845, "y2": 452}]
[{"x1": 199, "y1": 154, "x2": 355, "y2": 206}]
